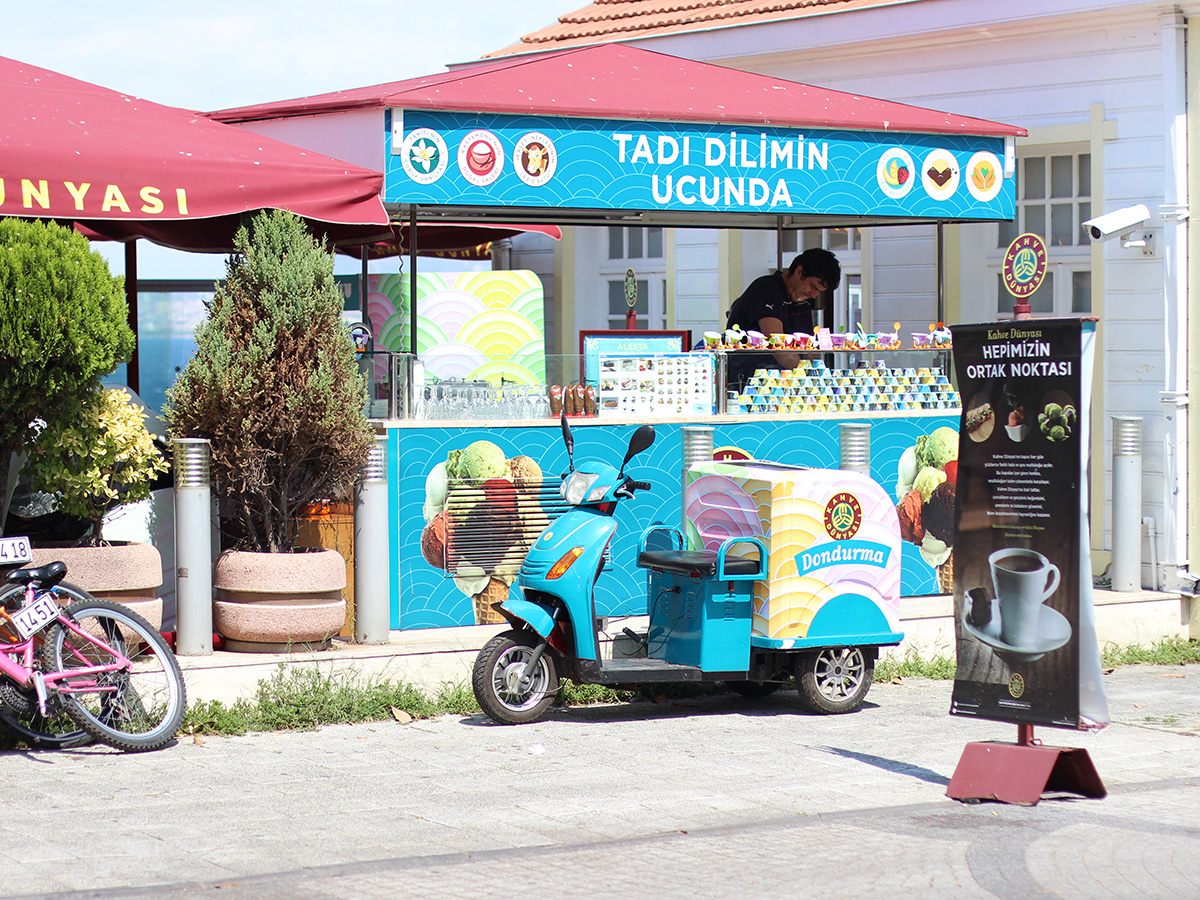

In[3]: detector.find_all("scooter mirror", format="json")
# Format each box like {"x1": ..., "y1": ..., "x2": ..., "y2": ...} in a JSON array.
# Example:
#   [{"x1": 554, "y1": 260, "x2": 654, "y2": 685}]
[
  {"x1": 620, "y1": 424, "x2": 656, "y2": 474},
  {"x1": 560, "y1": 410, "x2": 575, "y2": 470}
]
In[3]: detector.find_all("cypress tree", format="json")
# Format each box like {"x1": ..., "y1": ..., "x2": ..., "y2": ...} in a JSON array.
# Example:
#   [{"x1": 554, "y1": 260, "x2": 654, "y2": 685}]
[{"x1": 166, "y1": 210, "x2": 372, "y2": 553}]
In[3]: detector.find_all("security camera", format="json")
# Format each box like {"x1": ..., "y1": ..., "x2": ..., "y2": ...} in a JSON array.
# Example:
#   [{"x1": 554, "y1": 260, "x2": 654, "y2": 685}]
[{"x1": 1082, "y1": 204, "x2": 1151, "y2": 241}]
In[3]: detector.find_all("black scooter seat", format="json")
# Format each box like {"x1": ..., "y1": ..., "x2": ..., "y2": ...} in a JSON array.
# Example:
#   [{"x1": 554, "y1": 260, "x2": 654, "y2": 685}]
[{"x1": 637, "y1": 549, "x2": 761, "y2": 578}]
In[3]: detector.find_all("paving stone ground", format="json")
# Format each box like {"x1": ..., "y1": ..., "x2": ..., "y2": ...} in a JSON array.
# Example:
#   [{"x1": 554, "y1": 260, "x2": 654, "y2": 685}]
[{"x1": 2, "y1": 665, "x2": 1197, "y2": 900}]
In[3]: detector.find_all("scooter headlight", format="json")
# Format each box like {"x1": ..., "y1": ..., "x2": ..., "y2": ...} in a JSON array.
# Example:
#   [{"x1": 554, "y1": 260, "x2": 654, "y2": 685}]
[{"x1": 562, "y1": 471, "x2": 599, "y2": 505}]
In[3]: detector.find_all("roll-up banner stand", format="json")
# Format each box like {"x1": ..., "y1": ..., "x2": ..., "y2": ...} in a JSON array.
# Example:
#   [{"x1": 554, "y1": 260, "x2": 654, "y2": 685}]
[{"x1": 945, "y1": 317, "x2": 1109, "y2": 806}]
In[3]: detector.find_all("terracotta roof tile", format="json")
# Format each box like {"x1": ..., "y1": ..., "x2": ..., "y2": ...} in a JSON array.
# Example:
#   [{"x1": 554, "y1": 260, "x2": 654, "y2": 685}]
[{"x1": 485, "y1": 0, "x2": 913, "y2": 57}]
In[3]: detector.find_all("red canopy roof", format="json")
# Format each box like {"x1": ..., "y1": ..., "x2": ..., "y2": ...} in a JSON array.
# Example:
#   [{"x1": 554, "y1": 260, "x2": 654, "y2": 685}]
[
  {"x1": 212, "y1": 43, "x2": 1025, "y2": 139},
  {"x1": 0, "y1": 55, "x2": 391, "y2": 251}
]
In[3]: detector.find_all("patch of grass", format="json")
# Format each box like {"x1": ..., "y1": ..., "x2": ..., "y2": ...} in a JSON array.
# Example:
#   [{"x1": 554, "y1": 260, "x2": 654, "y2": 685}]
[
  {"x1": 874, "y1": 650, "x2": 957, "y2": 682},
  {"x1": 555, "y1": 682, "x2": 634, "y2": 706},
  {"x1": 1142, "y1": 714, "x2": 1182, "y2": 726},
  {"x1": 1101, "y1": 635, "x2": 1200, "y2": 668}
]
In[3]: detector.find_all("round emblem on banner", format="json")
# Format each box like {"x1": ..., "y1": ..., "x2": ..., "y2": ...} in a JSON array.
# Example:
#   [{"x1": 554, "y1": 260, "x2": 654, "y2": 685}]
[
  {"x1": 965, "y1": 151, "x2": 1003, "y2": 202},
  {"x1": 1003, "y1": 233, "x2": 1048, "y2": 298},
  {"x1": 514, "y1": 132, "x2": 557, "y2": 187},
  {"x1": 824, "y1": 492, "x2": 862, "y2": 540},
  {"x1": 1008, "y1": 673, "x2": 1025, "y2": 699},
  {"x1": 401, "y1": 128, "x2": 448, "y2": 185},
  {"x1": 921, "y1": 148, "x2": 960, "y2": 201},
  {"x1": 712, "y1": 446, "x2": 753, "y2": 461},
  {"x1": 457, "y1": 129, "x2": 504, "y2": 186},
  {"x1": 876, "y1": 148, "x2": 915, "y2": 200}
]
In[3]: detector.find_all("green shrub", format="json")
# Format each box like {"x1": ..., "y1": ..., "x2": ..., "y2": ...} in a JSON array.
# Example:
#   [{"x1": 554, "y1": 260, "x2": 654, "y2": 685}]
[
  {"x1": 25, "y1": 387, "x2": 168, "y2": 543},
  {"x1": 0, "y1": 219, "x2": 134, "y2": 530}
]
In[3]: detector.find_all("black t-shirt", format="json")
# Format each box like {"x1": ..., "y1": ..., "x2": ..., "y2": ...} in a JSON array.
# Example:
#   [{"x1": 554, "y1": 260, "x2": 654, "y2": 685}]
[{"x1": 724, "y1": 272, "x2": 814, "y2": 389}]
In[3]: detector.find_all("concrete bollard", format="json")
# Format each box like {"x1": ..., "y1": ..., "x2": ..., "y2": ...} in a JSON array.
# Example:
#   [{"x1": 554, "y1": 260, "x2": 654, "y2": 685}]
[
  {"x1": 1111, "y1": 416, "x2": 1143, "y2": 592},
  {"x1": 839, "y1": 422, "x2": 872, "y2": 478},
  {"x1": 354, "y1": 435, "x2": 391, "y2": 643},
  {"x1": 173, "y1": 438, "x2": 213, "y2": 655}
]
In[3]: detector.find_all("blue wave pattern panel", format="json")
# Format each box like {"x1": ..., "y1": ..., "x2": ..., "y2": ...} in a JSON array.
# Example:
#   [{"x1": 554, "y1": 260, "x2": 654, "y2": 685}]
[{"x1": 388, "y1": 415, "x2": 958, "y2": 629}]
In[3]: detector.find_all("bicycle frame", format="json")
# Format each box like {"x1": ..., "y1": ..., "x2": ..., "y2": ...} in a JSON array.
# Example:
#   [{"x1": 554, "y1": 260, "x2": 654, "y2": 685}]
[{"x1": 0, "y1": 585, "x2": 134, "y2": 716}]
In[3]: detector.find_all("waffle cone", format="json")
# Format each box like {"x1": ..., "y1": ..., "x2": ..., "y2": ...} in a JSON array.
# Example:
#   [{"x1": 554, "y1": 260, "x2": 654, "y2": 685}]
[
  {"x1": 937, "y1": 553, "x2": 955, "y2": 594},
  {"x1": 473, "y1": 577, "x2": 509, "y2": 625}
]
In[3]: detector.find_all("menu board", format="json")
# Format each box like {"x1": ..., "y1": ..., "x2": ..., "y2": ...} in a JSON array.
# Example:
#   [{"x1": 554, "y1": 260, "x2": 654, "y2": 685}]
[{"x1": 597, "y1": 353, "x2": 714, "y2": 417}]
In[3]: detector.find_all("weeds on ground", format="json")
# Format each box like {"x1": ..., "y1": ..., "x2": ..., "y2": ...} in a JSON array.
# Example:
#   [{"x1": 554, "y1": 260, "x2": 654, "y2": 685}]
[
  {"x1": 6, "y1": 636, "x2": 1198, "y2": 745},
  {"x1": 874, "y1": 650, "x2": 957, "y2": 682},
  {"x1": 1100, "y1": 634, "x2": 1200, "y2": 668}
]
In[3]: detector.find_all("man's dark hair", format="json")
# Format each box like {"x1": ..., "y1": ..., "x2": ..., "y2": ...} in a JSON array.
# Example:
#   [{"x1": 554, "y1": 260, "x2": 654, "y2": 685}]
[{"x1": 788, "y1": 247, "x2": 841, "y2": 292}]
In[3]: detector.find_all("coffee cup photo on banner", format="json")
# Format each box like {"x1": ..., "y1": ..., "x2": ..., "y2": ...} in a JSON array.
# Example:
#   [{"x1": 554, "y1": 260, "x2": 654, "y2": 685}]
[{"x1": 948, "y1": 318, "x2": 1108, "y2": 731}]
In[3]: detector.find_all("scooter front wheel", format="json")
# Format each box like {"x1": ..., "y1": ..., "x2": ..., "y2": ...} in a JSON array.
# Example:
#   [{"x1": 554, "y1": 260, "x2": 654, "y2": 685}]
[{"x1": 473, "y1": 630, "x2": 559, "y2": 725}]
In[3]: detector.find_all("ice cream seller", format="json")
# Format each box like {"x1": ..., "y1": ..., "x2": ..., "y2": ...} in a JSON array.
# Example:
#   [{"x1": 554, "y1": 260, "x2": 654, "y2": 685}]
[{"x1": 722, "y1": 247, "x2": 841, "y2": 390}]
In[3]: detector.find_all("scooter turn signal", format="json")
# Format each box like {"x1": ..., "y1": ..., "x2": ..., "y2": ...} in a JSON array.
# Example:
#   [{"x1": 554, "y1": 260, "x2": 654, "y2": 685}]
[{"x1": 547, "y1": 546, "x2": 585, "y2": 579}]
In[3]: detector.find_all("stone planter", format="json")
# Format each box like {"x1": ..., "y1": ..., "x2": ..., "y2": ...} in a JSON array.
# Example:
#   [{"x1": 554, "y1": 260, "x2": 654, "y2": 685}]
[
  {"x1": 31, "y1": 541, "x2": 163, "y2": 630},
  {"x1": 213, "y1": 548, "x2": 346, "y2": 652}
]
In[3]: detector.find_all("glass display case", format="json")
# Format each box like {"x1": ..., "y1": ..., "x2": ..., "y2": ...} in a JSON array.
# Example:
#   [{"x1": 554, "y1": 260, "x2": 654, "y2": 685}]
[{"x1": 368, "y1": 348, "x2": 956, "y2": 421}]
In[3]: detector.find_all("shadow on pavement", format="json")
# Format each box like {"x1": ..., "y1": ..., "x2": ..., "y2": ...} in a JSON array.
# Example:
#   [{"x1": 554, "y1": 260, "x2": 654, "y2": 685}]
[{"x1": 814, "y1": 744, "x2": 951, "y2": 786}]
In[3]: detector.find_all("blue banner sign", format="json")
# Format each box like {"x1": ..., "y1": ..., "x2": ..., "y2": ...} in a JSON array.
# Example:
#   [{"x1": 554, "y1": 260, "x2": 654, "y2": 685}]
[{"x1": 385, "y1": 109, "x2": 1014, "y2": 220}]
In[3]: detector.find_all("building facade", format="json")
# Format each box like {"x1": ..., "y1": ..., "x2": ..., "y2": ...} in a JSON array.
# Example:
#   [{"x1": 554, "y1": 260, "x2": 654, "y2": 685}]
[{"x1": 503, "y1": 0, "x2": 1199, "y2": 594}]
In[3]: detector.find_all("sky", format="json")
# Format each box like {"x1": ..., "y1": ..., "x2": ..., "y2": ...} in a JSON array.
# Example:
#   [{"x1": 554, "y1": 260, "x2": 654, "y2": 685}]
[{"x1": 4, "y1": 0, "x2": 577, "y2": 277}]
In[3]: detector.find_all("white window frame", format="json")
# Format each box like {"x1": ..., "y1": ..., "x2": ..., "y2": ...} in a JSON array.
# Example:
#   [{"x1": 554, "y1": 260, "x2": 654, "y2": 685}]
[
  {"x1": 989, "y1": 146, "x2": 1092, "y2": 319},
  {"x1": 601, "y1": 226, "x2": 666, "y2": 329}
]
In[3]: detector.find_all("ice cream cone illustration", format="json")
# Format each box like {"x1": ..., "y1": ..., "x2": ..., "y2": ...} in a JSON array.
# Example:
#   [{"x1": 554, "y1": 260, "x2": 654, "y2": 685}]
[
  {"x1": 472, "y1": 576, "x2": 510, "y2": 625},
  {"x1": 937, "y1": 552, "x2": 954, "y2": 594}
]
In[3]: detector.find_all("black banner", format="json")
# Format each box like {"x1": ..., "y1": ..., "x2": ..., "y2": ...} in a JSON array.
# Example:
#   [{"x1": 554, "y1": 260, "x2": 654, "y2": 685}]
[{"x1": 949, "y1": 318, "x2": 1107, "y2": 729}]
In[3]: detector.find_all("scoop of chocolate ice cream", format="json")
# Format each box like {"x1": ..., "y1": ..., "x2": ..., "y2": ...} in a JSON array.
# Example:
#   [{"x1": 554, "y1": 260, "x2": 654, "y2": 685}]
[
  {"x1": 421, "y1": 511, "x2": 450, "y2": 568},
  {"x1": 895, "y1": 488, "x2": 925, "y2": 544},
  {"x1": 924, "y1": 481, "x2": 956, "y2": 544}
]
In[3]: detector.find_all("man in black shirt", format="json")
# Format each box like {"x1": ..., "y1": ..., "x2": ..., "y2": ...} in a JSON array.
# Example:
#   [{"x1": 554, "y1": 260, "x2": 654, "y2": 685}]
[{"x1": 724, "y1": 247, "x2": 841, "y2": 390}]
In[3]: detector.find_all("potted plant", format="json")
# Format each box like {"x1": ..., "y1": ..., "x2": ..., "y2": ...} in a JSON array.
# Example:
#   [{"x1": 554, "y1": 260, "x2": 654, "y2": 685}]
[
  {"x1": 165, "y1": 209, "x2": 374, "y2": 652},
  {"x1": 24, "y1": 386, "x2": 170, "y2": 627},
  {"x1": 0, "y1": 219, "x2": 134, "y2": 532}
]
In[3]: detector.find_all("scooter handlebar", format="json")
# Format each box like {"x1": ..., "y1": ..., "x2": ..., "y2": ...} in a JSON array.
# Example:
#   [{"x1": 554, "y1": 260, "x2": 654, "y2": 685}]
[{"x1": 626, "y1": 480, "x2": 652, "y2": 492}]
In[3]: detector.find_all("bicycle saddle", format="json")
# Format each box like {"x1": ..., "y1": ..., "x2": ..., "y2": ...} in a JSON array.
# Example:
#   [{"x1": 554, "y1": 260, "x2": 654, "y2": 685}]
[{"x1": 6, "y1": 561, "x2": 68, "y2": 588}]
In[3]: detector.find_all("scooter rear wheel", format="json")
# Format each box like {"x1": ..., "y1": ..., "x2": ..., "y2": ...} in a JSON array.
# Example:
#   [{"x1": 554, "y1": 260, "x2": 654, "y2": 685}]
[
  {"x1": 796, "y1": 647, "x2": 872, "y2": 714},
  {"x1": 473, "y1": 630, "x2": 558, "y2": 725}
]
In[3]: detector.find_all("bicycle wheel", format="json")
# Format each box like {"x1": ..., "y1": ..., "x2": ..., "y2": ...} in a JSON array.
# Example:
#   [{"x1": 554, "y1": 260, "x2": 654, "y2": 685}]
[
  {"x1": 41, "y1": 598, "x2": 186, "y2": 752},
  {"x1": 0, "y1": 583, "x2": 95, "y2": 749}
]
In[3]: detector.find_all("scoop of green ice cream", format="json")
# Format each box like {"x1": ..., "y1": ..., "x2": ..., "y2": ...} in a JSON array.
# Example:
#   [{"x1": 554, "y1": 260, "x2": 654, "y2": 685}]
[
  {"x1": 915, "y1": 426, "x2": 958, "y2": 470},
  {"x1": 448, "y1": 440, "x2": 508, "y2": 486}
]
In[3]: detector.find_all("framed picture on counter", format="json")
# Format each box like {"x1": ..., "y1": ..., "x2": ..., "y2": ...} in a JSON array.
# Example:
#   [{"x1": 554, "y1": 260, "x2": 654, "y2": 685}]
[{"x1": 579, "y1": 329, "x2": 692, "y2": 385}]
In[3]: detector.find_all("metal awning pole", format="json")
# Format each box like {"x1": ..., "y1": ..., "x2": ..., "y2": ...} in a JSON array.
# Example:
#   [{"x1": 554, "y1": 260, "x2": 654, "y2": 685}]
[
  {"x1": 360, "y1": 244, "x2": 369, "y2": 314},
  {"x1": 408, "y1": 206, "x2": 417, "y2": 355},
  {"x1": 125, "y1": 240, "x2": 139, "y2": 393},
  {"x1": 936, "y1": 221, "x2": 945, "y2": 324}
]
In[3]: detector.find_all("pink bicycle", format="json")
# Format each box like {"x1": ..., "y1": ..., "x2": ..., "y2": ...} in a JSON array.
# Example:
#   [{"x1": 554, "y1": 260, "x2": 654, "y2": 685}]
[{"x1": 0, "y1": 544, "x2": 186, "y2": 752}]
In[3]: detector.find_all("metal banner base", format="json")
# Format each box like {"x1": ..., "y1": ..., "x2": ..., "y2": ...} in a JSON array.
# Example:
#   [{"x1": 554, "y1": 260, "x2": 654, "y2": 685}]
[{"x1": 946, "y1": 726, "x2": 1106, "y2": 806}]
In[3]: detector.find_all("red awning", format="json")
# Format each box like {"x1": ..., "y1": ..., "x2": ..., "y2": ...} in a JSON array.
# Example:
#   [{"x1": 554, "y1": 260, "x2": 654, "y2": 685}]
[
  {"x1": 0, "y1": 55, "x2": 391, "y2": 251},
  {"x1": 212, "y1": 43, "x2": 1026, "y2": 139}
]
